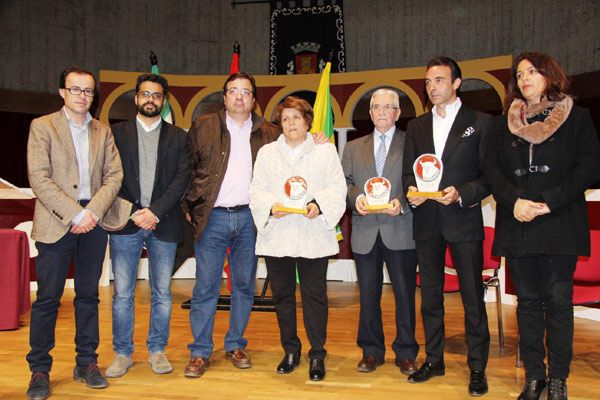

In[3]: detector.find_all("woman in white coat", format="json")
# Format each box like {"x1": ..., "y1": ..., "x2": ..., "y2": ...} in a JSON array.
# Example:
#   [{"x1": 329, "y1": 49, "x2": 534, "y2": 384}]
[{"x1": 249, "y1": 96, "x2": 346, "y2": 381}]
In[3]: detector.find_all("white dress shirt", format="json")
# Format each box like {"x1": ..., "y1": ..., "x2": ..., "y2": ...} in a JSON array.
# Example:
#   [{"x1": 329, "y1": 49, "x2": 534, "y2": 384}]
[
  {"x1": 64, "y1": 107, "x2": 92, "y2": 200},
  {"x1": 63, "y1": 107, "x2": 96, "y2": 225},
  {"x1": 432, "y1": 97, "x2": 462, "y2": 158}
]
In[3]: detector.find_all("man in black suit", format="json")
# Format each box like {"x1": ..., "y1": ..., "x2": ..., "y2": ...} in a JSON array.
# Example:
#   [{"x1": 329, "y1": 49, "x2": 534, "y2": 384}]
[
  {"x1": 402, "y1": 56, "x2": 491, "y2": 396},
  {"x1": 105, "y1": 73, "x2": 191, "y2": 378}
]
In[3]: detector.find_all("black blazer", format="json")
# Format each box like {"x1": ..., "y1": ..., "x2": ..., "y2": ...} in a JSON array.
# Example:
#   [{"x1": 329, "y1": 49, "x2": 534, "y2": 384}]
[
  {"x1": 402, "y1": 105, "x2": 491, "y2": 242},
  {"x1": 111, "y1": 119, "x2": 191, "y2": 242}
]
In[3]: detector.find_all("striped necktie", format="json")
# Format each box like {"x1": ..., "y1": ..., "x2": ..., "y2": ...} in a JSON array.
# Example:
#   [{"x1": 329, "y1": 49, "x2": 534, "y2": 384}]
[{"x1": 375, "y1": 134, "x2": 386, "y2": 176}]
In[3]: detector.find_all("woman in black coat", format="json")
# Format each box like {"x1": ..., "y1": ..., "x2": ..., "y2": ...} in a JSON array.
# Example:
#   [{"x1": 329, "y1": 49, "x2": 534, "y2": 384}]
[{"x1": 484, "y1": 52, "x2": 600, "y2": 400}]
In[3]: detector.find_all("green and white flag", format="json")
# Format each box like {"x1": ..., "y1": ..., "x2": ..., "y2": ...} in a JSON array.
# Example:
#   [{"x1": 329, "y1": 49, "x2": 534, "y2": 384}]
[{"x1": 310, "y1": 62, "x2": 343, "y2": 241}]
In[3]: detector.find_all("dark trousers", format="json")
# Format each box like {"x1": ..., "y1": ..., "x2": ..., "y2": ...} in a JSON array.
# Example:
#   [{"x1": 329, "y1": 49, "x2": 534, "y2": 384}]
[
  {"x1": 416, "y1": 236, "x2": 490, "y2": 371},
  {"x1": 507, "y1": 255, "x2": 576, "y2": 380},
  {"x1": 27, "y1": 226, "x2": 107, "y2": 372},
  {"x1": 353, "y1": 234, "x2": 418, "y2": 360},
  {"x1": 265, "y1": 256, "x2": 329, "y2": 360}
]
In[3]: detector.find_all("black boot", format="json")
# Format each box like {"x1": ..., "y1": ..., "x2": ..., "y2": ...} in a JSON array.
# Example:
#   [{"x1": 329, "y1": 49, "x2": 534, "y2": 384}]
[
  {"x1": 547, "y1": 378, "x2": 567, "y2": 400},
  {"x1": 518, "y1": 379, "x2": 546, "y2": 400}
]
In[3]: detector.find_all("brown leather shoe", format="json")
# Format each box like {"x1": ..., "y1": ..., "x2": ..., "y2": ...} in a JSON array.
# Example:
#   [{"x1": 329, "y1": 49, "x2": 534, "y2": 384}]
[
  {"x1": 395, "y1": 358, "x2": 417, "y2": 375},
  {"x1": 357, "y1": 355, "x2": 384, "y2": 372},
  {"x1": 184, "y1": 356, "x2": 210, "y2": 378},
  {"x1": 225, "y1": 349, "x2": 252, "y2": 369}
]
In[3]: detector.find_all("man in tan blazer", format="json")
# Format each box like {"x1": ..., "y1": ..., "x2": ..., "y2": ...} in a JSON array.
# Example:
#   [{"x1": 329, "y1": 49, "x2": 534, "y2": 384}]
[{"x1": 25, "y1": 66, "x2": 123, "y2": 400}]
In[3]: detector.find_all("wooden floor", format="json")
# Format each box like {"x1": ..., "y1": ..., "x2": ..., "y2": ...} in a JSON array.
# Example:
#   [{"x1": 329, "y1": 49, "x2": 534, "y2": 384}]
[{"x1": 2, "y1": 280, "x2": 600, "y2": 399}]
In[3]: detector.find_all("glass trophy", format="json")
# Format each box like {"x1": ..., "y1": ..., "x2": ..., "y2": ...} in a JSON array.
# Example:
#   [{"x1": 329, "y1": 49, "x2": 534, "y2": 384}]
[
  {"x1": 275, "y1": 175, "x2": 308, "y2": 214},
  {"x1": 364, "y1": 176, "x2": 392, "y2": 212},
  {"x1": 407, "y1": 153, "x2": 444, "y2": 197}
]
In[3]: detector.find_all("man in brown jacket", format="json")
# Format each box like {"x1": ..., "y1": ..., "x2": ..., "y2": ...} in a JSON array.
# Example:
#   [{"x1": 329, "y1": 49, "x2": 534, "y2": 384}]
[
  {"x1": 26, "y1": 66, "x2": 123, "y2": 400},
  {"x1": 181, "y1": 72, "x2": 279, "y2": 378}
]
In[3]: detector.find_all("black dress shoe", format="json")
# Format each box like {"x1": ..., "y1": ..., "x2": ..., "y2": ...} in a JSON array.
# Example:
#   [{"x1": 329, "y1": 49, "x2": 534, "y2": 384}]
[
  {"x1": 73, "y1": 363, "x2": 108, "y2": 389},
  {"x1": 547, "y1": 378, "x2": 567, "y2": 400},
  {"x1": 277, "y1": 352, "x2": 300, "y2": 374},
  {"x1": 27, "y1": 372, "x2": 50, "y2": 400},
  {"x1": 309, "y1": 358, "x2": 325, "y2": 381},
  {"x1": 468, "y1": 370, "x2": 489, "y2": 397},
  {"x1": 518, "y1": 379, "x2": 546, "y2": 400},
  {"x1": 407, "y1": 361, "x2": 445, "y2": 383}
]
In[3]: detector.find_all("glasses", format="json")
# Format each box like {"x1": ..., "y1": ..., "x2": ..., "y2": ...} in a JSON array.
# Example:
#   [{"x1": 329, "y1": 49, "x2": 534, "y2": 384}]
[
  {"x1": 138, "y1": 91, "x2": 164, "y2": 100},
  {"x1": 65, "y1": 87, "x2": 94, "y2": 97},
  {"x1": 226, "y1": 87, "x2": 253, "y2": 97},
  {"x1": 370, "y1": 104, "x2": 398, "y2": 111}
]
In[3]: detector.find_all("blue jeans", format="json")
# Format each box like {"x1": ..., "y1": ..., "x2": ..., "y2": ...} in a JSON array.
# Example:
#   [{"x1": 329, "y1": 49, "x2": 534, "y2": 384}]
[
  {"x1": 188, "y1": 207, "x2": 257, "y2": 358},
  {"x1": 110, "y1": 229, "x2": 177, "y2": 355}
]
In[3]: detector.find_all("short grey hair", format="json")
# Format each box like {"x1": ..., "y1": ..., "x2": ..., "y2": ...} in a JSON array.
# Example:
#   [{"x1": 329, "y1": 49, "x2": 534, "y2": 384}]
[{"x1": 370, "y1": 88, "x2": 400, "y2": 108}]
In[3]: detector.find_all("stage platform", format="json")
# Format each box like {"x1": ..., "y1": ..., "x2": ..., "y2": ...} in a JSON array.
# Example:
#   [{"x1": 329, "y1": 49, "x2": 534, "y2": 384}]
[{"x1": 1, "y1": 279, "x2": 599, "y2": 399}]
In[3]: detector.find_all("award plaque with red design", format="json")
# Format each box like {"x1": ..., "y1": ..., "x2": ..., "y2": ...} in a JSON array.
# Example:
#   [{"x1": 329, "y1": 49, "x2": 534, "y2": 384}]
[
  {"x1": 364, "y1": 177, "x2": 392, "y2": 212},
  {"x1": 407, "y1": 153, "x2": 444, "y2": 198},
  {"x1": 275, "y1": 176, "x2": 308, "y2": 214}
]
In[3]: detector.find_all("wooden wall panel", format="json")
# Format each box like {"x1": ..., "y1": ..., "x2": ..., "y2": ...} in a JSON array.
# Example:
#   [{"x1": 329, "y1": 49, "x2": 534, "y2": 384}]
[
  {"x1": 0, "y1": 0, "x2": 598, "y2": 93},
  {"x1": 0, "y1": 0, "x2": 272, "y2": 92},
  {"x1": 344, "y1": 0, "x2": 600, "y2": 75}
]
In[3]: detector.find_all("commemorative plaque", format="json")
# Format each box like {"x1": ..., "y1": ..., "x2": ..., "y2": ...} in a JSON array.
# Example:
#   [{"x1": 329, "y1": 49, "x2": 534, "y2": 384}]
[
  {"x1": 407, "y1": 153, "x2": 444, "y2": 198},
  {"x1": 363, "y1": 177, "x2": 392, "y2": 211},
  {"x1": 274, "y1": 175, "x2": 308, "y2": 214}
]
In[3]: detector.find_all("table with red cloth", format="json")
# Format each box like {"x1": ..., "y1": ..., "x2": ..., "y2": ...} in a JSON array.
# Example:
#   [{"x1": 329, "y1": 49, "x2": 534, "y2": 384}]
[
  {"x1": 0, "y1": 197, "x2": 35, "y2": 229},
  {"x1": 0, "y1": 229, "x2": 31, "y2": 330}
]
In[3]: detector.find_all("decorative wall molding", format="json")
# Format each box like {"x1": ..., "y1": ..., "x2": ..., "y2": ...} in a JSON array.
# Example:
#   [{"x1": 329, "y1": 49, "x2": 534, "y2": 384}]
[{"x1": 99, "y1": 55, "x2": 511, "y2": 129}]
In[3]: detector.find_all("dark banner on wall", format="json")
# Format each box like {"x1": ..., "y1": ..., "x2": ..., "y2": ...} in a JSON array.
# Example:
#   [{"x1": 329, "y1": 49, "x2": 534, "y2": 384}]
[{"x1": 269, "y1": 0, "x2": 346, "y2": 75}]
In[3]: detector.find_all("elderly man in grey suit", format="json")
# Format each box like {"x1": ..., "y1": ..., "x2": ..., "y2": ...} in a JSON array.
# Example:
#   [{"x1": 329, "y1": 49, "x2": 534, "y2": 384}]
[
  {"x1": 342, "y1": 88, "x2": 418, "y2": 375},
  {"x1": 26, "y1": 66, "x2": 124, "y2": 400}
]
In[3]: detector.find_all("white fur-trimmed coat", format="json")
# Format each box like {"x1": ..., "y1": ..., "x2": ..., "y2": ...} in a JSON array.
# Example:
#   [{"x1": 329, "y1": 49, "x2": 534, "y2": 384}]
[{"x1": 250, "y1": 134, "x2": 347, "y2": 258}]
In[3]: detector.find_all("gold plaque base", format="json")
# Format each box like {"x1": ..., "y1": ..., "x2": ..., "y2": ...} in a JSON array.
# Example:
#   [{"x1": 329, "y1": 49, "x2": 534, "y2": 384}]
[
  {"x1": 275, "y1": 206, "x2": 308, "y2": 214},
  {"x1": 406, "y1": 191, "x2": 443, "y2": 198},
  {"x1": 364, "y1": 203, "x2": 392, "y2": 211}
]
